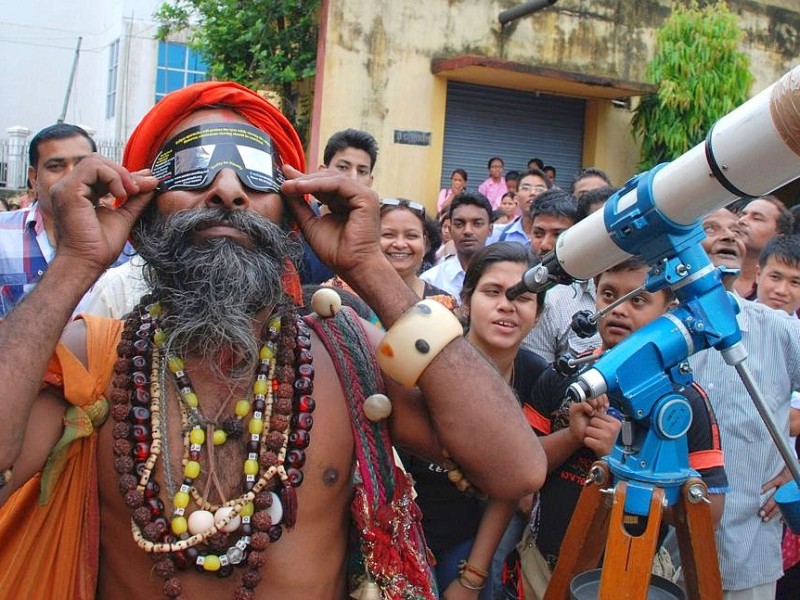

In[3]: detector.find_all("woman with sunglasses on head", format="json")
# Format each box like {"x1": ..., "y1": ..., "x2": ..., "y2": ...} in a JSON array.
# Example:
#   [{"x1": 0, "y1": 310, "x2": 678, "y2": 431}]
[{"x1": 323, "y1": 197, "x2": 457, "y2": 314}]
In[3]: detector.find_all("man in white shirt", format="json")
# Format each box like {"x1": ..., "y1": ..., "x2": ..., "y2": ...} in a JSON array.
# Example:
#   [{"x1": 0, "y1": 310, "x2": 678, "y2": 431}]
[{"x1": 421, "y1": 191, "x2": 492, "y2": 301}]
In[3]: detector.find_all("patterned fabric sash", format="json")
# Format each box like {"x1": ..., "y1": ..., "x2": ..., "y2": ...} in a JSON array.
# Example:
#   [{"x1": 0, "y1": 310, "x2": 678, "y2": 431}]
[{"x1": 304, "y1": 307, "x2": 435, "y2": 599}]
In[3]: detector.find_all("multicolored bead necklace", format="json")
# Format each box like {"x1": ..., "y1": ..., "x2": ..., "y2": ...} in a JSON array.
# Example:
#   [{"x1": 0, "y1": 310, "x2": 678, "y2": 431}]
[{"x1": 110, "y1": 298, "x2": 315, "y2": 599}]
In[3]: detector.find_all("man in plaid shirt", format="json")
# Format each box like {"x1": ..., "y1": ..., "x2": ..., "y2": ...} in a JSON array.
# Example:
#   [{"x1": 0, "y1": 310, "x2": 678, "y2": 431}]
[{"x1": 0, "y1": 124, "x2": 132, "y2": 316}]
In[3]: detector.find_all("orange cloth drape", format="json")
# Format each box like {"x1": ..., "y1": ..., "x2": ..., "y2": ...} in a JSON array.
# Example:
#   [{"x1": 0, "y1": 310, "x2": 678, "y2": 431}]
[{"x1": 0, "y1": 316, "x2": 122, "y2": 599}]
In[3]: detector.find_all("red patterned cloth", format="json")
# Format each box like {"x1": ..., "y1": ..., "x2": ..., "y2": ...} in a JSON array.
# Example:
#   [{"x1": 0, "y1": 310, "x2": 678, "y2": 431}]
[{"x1": 783, "y1": 528, "x2": 800, "y2": 571}]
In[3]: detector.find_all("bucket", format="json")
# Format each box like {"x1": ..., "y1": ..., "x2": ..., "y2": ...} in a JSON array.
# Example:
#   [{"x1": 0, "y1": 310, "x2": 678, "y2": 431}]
[{"x1": 570, "y1": 569, "x2": 685, "y2": 600}]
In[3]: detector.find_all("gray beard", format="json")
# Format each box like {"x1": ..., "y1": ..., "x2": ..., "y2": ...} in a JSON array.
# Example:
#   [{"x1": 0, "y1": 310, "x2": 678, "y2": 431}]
[{"x1": 133, "y1": 207, "x2": 302, "y2": 379}]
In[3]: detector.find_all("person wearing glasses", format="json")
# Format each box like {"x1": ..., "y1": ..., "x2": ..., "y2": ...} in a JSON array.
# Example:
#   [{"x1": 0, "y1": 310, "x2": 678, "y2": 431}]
[
  {"x1": 478, "y1": 156, "x2": 508, "y2": 210},
  {"x1": 323, "y1": 197, "x2": 457, "y2": 316},
  {"x1": 0, "y1": 82, "x2": 549, "y2": 600},
  {"x1": 487, "y1": 169, "x2": 552, "y2": 247}
]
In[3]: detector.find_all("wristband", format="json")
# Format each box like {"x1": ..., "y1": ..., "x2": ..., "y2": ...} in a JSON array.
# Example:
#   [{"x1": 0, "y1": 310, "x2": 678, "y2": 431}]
[
  {"x1": 376, "y1": 300, "x2": 463, "y2": 388},
  {"x1": 458, "y1": 561, "x2": 489, "y2": 580},
  {"x1": 457, "y1": 575, "x2": 486, "y2": 591}
]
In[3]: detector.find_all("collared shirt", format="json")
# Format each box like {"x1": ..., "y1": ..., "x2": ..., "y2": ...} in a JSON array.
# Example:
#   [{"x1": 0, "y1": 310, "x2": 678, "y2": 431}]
[
  {"x1": 487, "y1": 216, "x2": 530, "y2": 246},
  {"x1": 477, "y1": 177, "x2": 507, "y2": 210},
  {"x1": 419, "y1": 255, "x2": 465, "y2": 302},
  {"x1": 0, "y1": 202, "x2": 133, "y2": 317},
  {"x1": 689, "y1": 297, "x2": 800, "y2": 591},
  {"x1": 522, "y1": 279, "x2": 600, "y2": 363}
]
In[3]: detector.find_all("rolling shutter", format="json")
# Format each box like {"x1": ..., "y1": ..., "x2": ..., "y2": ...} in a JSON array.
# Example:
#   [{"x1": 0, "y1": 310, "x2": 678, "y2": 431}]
[{"x1": 441, "y1": 81, "x2": 585, "y2": 192}]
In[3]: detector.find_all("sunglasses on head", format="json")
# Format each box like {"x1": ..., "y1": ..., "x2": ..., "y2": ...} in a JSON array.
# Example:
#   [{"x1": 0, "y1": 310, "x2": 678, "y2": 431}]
[
  {"x1": 151, "y1": 123, "x2": 284, "y2": 194},
  {"x1": 380, "y1": 197, "x2": 426, "y2": 218}
]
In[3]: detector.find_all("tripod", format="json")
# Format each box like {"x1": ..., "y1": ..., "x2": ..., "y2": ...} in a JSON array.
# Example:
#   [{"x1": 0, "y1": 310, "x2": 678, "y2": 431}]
[
  {"x1": 506, "y1": 117, "x2": 800, "y2": 599},
  {"x1": 543, "y1": 461, "x2": 721, "y2": 600}
]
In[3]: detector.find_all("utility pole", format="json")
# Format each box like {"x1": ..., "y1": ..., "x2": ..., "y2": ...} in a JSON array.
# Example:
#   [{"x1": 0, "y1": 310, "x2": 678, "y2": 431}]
[{"x1": 58, "y1": 36, "x2": 82, "y2": 124}]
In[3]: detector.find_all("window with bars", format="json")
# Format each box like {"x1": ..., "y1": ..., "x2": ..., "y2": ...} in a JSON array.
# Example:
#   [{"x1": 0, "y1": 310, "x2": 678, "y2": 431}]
[{"x1": 155, "y1": 41, "x2": 208, "y2": 103}]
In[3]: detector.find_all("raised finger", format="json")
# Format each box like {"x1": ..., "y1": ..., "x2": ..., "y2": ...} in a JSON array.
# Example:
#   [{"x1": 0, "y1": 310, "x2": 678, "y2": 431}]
[
  {"x1": 282, "y1": 167, "x2": 377, "y2": 210},
  {"x1": 104, "y1": 187, "x2": 157, "y2": 227}
]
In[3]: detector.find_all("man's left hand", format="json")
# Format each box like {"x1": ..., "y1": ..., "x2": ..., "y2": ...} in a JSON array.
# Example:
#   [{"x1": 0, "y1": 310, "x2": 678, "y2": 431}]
[
  {"x1": 281, "y1": 166, "x2": 386, "y2": 278},
  {"x1": 759, "y1": 466, "x2": 792, "y2": 522}
]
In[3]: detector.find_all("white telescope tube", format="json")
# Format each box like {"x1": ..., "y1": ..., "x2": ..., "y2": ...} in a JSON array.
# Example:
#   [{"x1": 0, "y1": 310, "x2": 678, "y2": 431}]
[{"x1": 556, "y1": 65, "x2": 800, "y2": 281}]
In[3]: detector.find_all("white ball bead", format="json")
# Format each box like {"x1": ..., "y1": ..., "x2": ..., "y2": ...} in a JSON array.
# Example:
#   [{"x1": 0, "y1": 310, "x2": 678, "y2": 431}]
[
  {"x1": 364, "y1": 393, "x2": 392, "y2": 421},
  {"x1": 265, "y1": 491, "x2": 283, "y2": 524},
  {"x1": 311, "y1": 287, "x2": 342, "y2": 318},
  {"x1": 214, "y1": 506, "x2": 241, "y2": 533},
  {"x1": 187, "y1": 509, "x2": 215, "y2": 535},
  {"x1": 353, "y1": 580, "x2": 382, "y2": 600}
]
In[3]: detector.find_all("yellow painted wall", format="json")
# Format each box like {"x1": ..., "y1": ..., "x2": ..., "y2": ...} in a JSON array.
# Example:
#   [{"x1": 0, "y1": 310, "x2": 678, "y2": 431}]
[{"x1": 314, "y1": 0, "x2": 800, "y2": 208}]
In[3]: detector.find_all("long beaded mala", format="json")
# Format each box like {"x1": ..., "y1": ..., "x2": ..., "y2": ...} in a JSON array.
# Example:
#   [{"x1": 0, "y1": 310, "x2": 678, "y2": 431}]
[{"x1": 110, "y1": 299, "x2": 316, "y2": 599}]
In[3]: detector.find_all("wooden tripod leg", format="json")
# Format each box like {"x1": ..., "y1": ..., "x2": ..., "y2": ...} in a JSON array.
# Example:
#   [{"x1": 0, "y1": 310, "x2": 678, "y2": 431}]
[
  {"x1": 598, "y1": 483, "x2": 664, "y2": 600},
  {"x1": 544, "y1": 461, "x2": 612, "y2": 600},
  {"x1": 673, "y1": 478, "x2": 722, "y2": 600}
]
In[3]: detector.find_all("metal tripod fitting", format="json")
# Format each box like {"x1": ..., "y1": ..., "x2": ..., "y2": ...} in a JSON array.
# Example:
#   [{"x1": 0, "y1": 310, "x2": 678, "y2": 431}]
[
  {"x1": 687, "y1": 483, "x2": 711, "y2": 505},
  {"x1": 584, "y1": 463, "x2": 608, "y2": 486}
]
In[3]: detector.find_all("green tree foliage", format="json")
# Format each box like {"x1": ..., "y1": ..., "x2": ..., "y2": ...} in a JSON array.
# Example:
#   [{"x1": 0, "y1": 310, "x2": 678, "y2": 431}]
[
  {"x1": 631, "y1": 1, "x2": 753, "y2": 170},
  {"x1": 155, "y1": 0, "x2": 320, "y2": 139}
]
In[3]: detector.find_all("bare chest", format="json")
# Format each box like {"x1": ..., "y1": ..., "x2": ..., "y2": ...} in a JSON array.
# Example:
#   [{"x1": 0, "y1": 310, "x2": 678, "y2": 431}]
[{"x1": 95, "y1": 331, "x2": 355, "y2": 598}]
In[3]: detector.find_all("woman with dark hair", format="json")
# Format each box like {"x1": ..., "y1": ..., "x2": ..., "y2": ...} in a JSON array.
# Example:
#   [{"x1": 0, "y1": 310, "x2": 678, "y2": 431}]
[
  {"x1": 478, "y1": 157, "x2": 508, "y2": 210},
  {"x1": 323, "y1": 198, "x2": 456, "y2": 314},
  {"x1": 401, "y1": 243, "x2": 576, "y2": 597},
  {"x1": 422, "y1": 212, "x2": 443, "y2": 272},
  {"x1": 437, "y1": 168, "x2": 469, "y2": 216}
]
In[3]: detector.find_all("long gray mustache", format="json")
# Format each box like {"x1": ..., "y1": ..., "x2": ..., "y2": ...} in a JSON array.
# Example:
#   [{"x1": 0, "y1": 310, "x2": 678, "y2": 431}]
[{"x1": 133, "y1": 207, "x2": 302, "y2": 379}]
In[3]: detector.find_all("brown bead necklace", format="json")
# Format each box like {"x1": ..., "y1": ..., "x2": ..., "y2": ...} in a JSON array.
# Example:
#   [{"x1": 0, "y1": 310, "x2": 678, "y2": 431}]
[{"x1": 110, "y1": 299, "x2": 315, "y2": 599}]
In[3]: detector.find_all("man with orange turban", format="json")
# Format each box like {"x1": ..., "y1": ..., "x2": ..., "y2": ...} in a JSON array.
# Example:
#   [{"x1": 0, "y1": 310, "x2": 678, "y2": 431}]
[{"x1": 0, "y1": 82, "x2": 546, "y2": 599}]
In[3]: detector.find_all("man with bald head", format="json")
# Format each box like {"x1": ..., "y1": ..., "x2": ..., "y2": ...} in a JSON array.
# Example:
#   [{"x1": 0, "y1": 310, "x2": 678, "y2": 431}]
[{"x1": 0, "y1": 83, "x2": 545, "y2": 599}]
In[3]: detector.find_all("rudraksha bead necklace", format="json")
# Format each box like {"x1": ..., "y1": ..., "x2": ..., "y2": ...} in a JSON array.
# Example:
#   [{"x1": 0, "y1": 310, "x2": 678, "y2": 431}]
[{"x1": 110, "y1": 299, "x2": 316, "y2": 599}]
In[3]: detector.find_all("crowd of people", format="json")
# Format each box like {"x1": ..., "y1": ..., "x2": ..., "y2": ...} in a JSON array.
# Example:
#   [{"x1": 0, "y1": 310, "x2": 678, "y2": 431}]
[{"x1": 0, "y1": 79, "x2": 799, "y2": 600}]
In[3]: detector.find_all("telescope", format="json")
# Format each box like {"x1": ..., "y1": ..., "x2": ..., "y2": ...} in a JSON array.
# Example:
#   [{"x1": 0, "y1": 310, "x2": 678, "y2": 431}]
[
  {"x1": 508, "y1": 67, "x2": 800, "y2": 297},
  {"x1": 508, "y1": 65, "x2": 800, "y2": 598}
]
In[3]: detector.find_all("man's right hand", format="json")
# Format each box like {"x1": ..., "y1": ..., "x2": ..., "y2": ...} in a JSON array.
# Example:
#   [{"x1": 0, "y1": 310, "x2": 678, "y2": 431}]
[{"x1": 50, "y1": 154, "x2": 158, "y2": 273}]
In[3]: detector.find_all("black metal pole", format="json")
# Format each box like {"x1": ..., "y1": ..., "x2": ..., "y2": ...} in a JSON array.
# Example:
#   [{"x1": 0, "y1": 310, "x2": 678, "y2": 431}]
[{"x1": 499, "y1": 0, "x2": 558, "y2": 26}]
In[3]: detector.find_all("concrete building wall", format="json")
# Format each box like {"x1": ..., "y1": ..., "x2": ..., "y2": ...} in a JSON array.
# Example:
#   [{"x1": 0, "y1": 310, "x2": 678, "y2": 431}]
[{"x1": 312, "y1": 0, "x2": 800, "y2": 207}]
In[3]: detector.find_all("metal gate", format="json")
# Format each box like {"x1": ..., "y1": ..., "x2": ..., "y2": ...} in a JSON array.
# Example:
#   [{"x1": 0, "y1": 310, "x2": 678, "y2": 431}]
[{"x1": 440, "y1": 81, "x2": 585, "y2": 192}]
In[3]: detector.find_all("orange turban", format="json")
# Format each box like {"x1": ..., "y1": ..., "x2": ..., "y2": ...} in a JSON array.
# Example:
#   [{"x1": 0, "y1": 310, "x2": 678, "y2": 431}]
[
  {"x1": 123, "y1": 81, "x2": 306, "y2": 173},
  {"x1": 123, "y1": 81, "x2": 307, "y2": 305}
]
